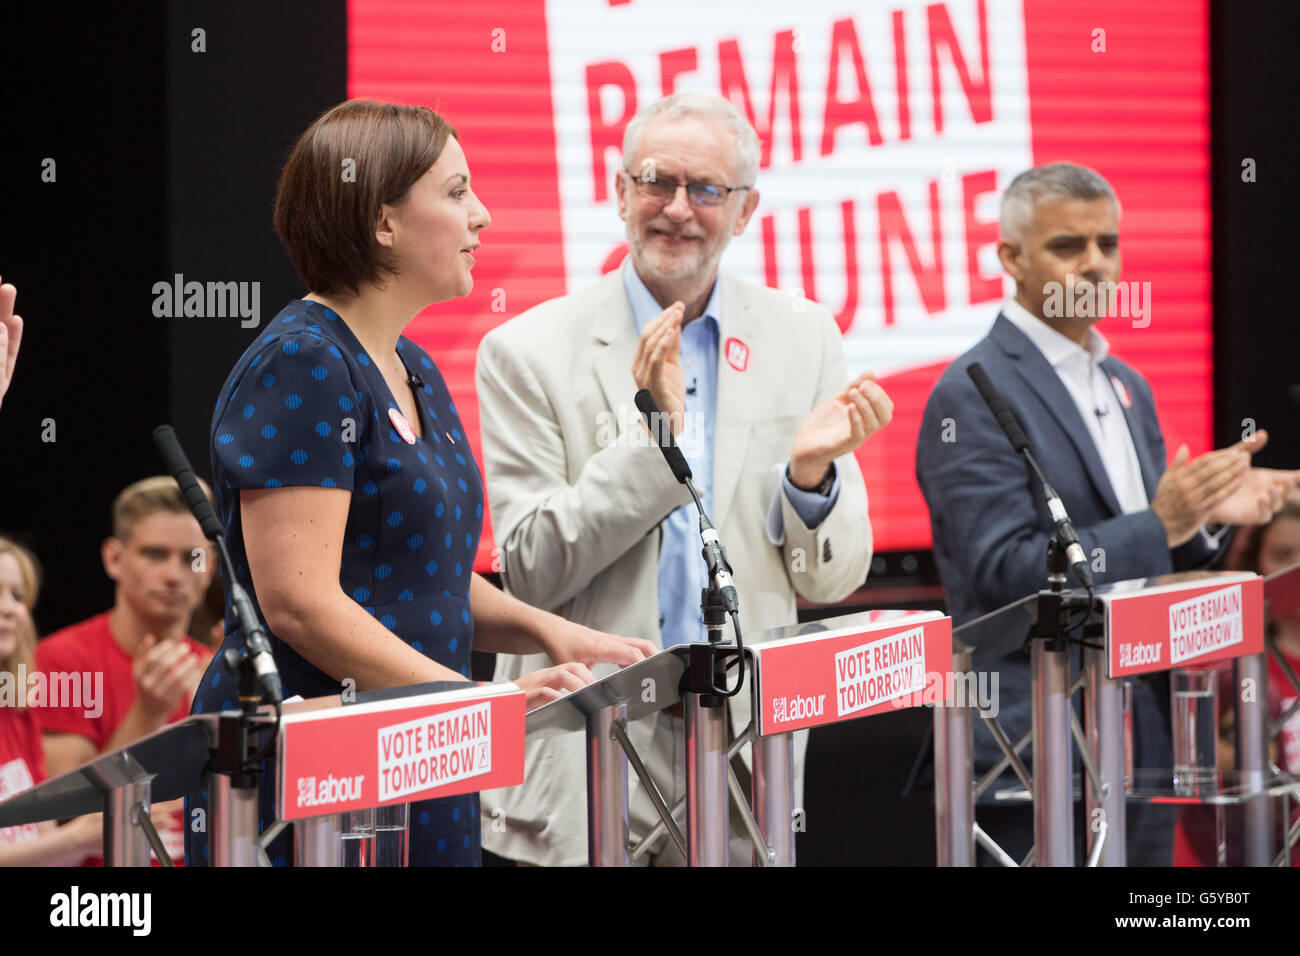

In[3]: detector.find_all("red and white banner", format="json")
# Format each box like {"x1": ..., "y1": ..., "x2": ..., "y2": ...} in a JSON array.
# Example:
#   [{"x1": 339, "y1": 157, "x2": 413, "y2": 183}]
[
  {"x1": 1104, "y1": 574, "x2": 1264, "y2": 679},
  {"x1": 277, "y1": 684, "x2": 525, "y2": 821},
  {"x1": 753, "y1": 611, "x2": 952, "y2": 735},
  {"x1": 350, "y1": 0, "x2": 1211, "y2": 565}
]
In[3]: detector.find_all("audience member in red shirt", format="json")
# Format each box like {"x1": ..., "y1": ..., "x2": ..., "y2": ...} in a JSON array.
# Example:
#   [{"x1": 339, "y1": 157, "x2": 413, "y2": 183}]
[
  {"x1": 36, "y1": 477, "x2": 215, "y2": 865},
  {"x1": 0, "y1": 535, "x2": 100, "y2": 865}
]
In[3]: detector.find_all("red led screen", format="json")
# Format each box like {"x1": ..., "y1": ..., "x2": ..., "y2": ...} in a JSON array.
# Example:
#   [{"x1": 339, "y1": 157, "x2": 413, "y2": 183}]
[{"x1": 349, "y1": 0, "x2": 1211, "y2": 569}]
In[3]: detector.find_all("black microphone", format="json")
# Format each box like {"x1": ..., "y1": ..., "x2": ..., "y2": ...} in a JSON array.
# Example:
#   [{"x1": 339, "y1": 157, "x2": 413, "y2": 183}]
[
  {"x1": 153, "y1": 425, "x2": 283, "y2": 705},
  {"x1": 967, "y1": 362, "x2": 1029, "y2": 453},
  {"x1": 965, "y1": 364, "x2": 1094, "y2": 592},
  {"x1": 154, "y1": 427, "x2": 224, "y2": 541},
  {"x1": 408, "y1": 372, "x2": 425, "y2": 389},
  {"x1": 633, "y1": 389, "x2": 738, "y2": 616},
  {"x1": 634, "y1": 388, "x2": 693, "y2": 483}
]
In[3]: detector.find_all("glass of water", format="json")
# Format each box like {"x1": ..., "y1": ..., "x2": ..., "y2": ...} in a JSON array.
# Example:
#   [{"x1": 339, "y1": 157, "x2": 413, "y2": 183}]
[
  {"x1": 373, "y1": 802, "x2": 410, "y2": 867},
  {"x1": 340, "y1": 807, "x2": 376, "y2": 867},
  {"x1": 1172, "y1": 668, "x2": 1218, "y2": 796}
]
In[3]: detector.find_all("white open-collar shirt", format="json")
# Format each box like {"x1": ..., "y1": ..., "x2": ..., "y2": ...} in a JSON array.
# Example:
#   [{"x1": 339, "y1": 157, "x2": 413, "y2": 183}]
[{"x1": 1002, "y1": 297, "x2": 1150, "y2": 516}]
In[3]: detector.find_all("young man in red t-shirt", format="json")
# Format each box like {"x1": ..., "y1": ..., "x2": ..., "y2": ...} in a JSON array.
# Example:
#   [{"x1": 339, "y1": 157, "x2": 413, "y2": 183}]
[{"x1": 37, "y1": 476, "x2": 215, "y2": 865}]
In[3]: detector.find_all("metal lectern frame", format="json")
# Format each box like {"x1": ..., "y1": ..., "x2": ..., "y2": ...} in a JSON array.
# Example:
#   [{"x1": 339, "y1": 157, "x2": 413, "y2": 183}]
[
  {"x1": 935, "y1": 569, "x2": 1276, "y2": 868},
  {"x1": 0, "y1": 713, "x2": 271, "y2": 867},
  {"x1": 531, "y1": 610, "x2": 934, "y2": 866},
  {"x1": 527, "y1": 644, "x2": 790, "y2": 867}
]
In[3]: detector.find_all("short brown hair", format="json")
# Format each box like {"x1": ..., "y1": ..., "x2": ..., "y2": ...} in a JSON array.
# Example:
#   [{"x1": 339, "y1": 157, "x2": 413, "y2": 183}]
[
  {"x1": 112, "y1": 475, "x2": 213, "y2": 543},
  {"x1": 0, "y1": 535, "x2": 42, "y2": 689},
  {"x1": 273, "y1": 99, "x2": 459, "y2": 295}
]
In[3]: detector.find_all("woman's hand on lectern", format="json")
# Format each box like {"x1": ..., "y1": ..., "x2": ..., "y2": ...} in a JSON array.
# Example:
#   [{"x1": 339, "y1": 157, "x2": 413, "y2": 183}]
[
  {"x1": 542, "y1": 618, "x2": 657, "y2": 669},
  {"x1": 515, "y1": 662, "x2": 597, "y2": 711}
]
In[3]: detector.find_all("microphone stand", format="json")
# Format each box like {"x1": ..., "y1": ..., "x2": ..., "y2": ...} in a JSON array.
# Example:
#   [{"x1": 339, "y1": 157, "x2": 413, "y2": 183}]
[
  {"x1": 1001, "y1": 439, "x2": 1097, "y2": 865},
  {"x1": 680, "y1": 481, "x2": 743, "y2": 704},
  {"x1": 153, "y1": 425, "x2": 280, "y2": 866},
  {"x1": 964, "y1": 365, "x2": 1098, "y2": 866},
  {"x1": 1028, "y1": 539, "x2": 1093, "y2": 866},
  {"x1": 634, "y1": 390, "x2": 743, "y2": 865},
  {"x1": 207, "y1": 533, "x2": 283, "y2": 865}
]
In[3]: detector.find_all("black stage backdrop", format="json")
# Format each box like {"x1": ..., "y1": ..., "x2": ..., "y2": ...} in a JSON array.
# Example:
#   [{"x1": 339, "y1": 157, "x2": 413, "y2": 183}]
[
  {"x1": 0, "y1": 0, "x2": 346, "y2": 634},
  {"x1": 1210, "y1": 1, "x2": 1300, "y2": 462},
  {"x1": 0, "y1": 0, "x2": 1295, "y2": 866}
]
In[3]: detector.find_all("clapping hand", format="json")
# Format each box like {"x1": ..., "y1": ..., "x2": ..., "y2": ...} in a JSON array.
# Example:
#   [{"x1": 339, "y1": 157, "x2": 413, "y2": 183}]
[
  {"x1": 788, "y1": 370, "x2": 893, "y2": 488},
  {"x1": 1206, "y1": 431, "x2": 1300, "y2": 526},
  {"x1": 132, "y1": 634, "x2": 205, "y2": 723},
  {"x1": 0, "y1": 277, "x2": 24, "y2": 411},
  {"x1": 631, "y1": 301, "x2": 686, "y2": 436}
]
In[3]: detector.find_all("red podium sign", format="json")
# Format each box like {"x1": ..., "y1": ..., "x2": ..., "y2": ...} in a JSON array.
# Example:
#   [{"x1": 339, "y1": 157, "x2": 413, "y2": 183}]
[
  {"x1": 753, "y1": 612, "x2": 953, "y2": 736},
  {"x1": 278, "y1": 683, "x2": 525, "y2": 821},
  {"x1": 1104, "y1": 573, "x2": 1264, "y2": 679}
]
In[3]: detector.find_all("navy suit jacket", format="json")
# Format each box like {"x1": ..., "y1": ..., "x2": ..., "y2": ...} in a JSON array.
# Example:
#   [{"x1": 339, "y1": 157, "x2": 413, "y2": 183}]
[{"x1": 916, "y1": 314, "x2": 1224, "y2": 785}]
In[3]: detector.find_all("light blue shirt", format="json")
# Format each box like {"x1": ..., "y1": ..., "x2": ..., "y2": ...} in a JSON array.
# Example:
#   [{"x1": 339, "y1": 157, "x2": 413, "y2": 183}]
[{"x1": 621, "y1": 261, "x2": 840, "y2": 648}]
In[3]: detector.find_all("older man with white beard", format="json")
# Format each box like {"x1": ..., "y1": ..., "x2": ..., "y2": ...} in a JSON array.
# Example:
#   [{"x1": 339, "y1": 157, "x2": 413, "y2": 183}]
[{"x1": 475, "y1": 91, "x2": 890, "y2": 866}]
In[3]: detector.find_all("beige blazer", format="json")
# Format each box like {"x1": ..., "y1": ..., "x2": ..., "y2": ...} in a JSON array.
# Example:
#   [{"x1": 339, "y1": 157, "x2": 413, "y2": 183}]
[{"x1": 476, "y1": 268, "x2": 872, "y2": 865}]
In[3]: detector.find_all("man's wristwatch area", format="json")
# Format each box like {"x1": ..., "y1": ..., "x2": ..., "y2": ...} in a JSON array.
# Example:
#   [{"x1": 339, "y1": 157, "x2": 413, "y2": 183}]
[{"x1": 787, "y1": 462, "x2": 836, "y2": 497}]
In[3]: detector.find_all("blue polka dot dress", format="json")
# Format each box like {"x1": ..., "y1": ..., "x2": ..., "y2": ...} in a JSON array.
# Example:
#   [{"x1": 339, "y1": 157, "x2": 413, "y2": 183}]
[{"x1": 185, "y1": 300, "x2": 484, "y2": 867}]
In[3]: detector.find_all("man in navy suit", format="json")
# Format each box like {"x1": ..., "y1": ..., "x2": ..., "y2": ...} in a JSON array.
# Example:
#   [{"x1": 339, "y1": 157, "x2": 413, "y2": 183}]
[{"x1": 916, "y1": 163, "x2": 1298, "y2": 865}]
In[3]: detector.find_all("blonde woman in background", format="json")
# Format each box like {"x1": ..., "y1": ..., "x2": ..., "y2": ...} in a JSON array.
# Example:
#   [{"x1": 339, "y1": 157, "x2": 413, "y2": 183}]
[{"x1": 0, "y1": 536, "x2": 101, "y2": 865}]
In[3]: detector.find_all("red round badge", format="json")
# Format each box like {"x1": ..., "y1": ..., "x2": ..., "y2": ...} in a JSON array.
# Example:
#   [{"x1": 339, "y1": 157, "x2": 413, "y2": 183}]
[
  {"x1": 389, "y1": 407, "x2": 417, "y2": 444},
  {"x1": 724, "y1": 336, "x2": 750, "y2": 372},
  {"x1": 1109, "y1": 376, "x2": 1133, "y2": 410}
]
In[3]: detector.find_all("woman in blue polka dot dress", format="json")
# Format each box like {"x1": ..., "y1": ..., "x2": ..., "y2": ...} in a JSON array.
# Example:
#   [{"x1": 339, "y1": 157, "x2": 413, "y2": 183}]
[{"x1": 186, "y1": 100, "x2": 655, "y2": 867}]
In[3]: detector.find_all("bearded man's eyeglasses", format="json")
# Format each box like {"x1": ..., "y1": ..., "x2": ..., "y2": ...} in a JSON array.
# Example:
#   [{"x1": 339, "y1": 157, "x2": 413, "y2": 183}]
[{"x1": 623, "y1": 167, "x2": 751, "y2": 207}]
